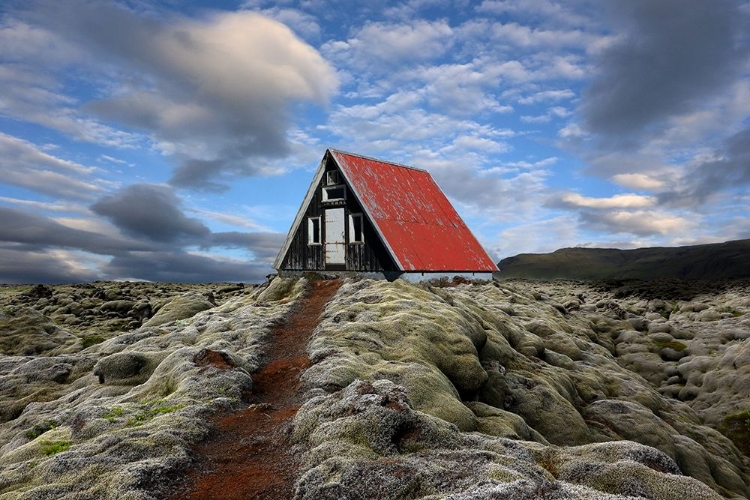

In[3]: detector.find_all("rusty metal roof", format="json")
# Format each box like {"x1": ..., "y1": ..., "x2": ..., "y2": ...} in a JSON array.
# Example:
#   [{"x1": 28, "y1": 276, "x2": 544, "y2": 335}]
[{"x1": 330, "y1": 149, "x2": 498, "y2": 272}]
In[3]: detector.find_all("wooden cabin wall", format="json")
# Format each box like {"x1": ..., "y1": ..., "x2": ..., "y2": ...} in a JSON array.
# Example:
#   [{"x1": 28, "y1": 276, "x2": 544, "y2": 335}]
[
  {"x1": 345, "y1": 204, "x2": 394, "y2": 272},
  {"x1": 280, "y1": 158, "x2": 397, "y2": 273},
  {"x1": 280, "y1": 182, "x2": 325, "y2": 271}
]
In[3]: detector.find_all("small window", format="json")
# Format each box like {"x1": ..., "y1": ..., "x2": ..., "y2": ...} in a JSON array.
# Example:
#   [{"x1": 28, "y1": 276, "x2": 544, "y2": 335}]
[
  {"x1": 325, "y1": 170, "x2": 339, "y2": 186},
  {"x1": 349, "y1": 213, "x2": 364, "y2": 244},
  {"x1": 323, "y1": 185, "x2": 346, "y2": 201},
  {"x1": 308, "y1": 217, "x2": 321, "y2": 245}
]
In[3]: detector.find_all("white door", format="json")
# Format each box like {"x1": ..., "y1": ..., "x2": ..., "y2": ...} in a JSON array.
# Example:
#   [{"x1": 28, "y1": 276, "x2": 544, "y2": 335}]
[{"x1": 325, "y1": 208, "x2": 346, "y2": 265}]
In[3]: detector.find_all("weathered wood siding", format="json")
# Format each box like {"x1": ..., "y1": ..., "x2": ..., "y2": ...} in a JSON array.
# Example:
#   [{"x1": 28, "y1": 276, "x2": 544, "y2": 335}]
[
  {"x1": 280, "y1": 157, "x2": 396, "y2": 272},
  {"x1": 345, "y1": 213, "x2": 392, "y2": 271},
  {"x1": 280, "y1": 179, "x2": 325, "y2": 271}
]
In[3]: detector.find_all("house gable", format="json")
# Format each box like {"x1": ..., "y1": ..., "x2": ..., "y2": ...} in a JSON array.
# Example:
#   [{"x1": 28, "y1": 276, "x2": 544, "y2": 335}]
[{"x1": 274, "y1": 151, "x2": 396, "y2": 273}]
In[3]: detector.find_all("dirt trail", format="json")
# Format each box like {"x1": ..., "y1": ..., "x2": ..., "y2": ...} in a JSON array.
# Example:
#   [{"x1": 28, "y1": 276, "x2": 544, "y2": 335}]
[{"x1": 172, "y1": 278, "x2": 341, "y2": 500}]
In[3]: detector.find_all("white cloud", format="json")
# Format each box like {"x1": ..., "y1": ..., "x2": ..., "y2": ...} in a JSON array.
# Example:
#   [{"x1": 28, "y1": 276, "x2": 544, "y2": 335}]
[
  {"x1": 520, "y1": 107, "x2": 570, "y2": 123},
  {"x1": 483, "y1": 60, "x2": 533, "y2": 83},
  {"x1": 520, "y1": 114, "x2": 552, "y2": 124},
  {"x1": 0, "y1": 247, "x2": 102, "y2": 283},
  {"x1": 483, "y1": 156, "x2": 557, "y2": 174},
  {"x1": 326, "y1": 20, "x2": 454, "y2": 68},
  {"x1": 611, "y1": 173, "x2": 665, "y2": 190},
  {"x1": 583, "y1": 210, "x2": 693, "y2": 236},
  {"x1": 518, "y1": 89, "x2": 575, "y2": 104},
  {"x1": 53, "y1": 216, "x2": 125, "y2": 238},
  {"x1": 0, "y1": 18, "x2": 81, "y2": 65},
  {"x1": 254, "y1": 7, "x2": 322, "y2": 40},
  {"x1": 531, "y1": 53, "x2": 588, "y2": 80},
  {"x1": 0, "y1": 197, "x2": 88, "y2": 213},
  {"x1": 477, "y1": 54, "x2": 587, "y2": 86},
  {"x1": 410, "y1": 63, "x2": 516, "y2": 116},
  {"x1": 0, "y1": 65, "x2": 144, "y2": 148},
  {"x1": 415, "y1": 152, "x2": 552, "y2": 224},
  {"x1": 656, "y1": 79, "x2": 750, "y2": 153},
  {"x1": 489, "y1": 22, "x2": 603, "y2": 50},
  {"x1": 560, "y1": 192, "x2": 655, "y2": 209},
  {"x1": 3, "y1": 5, "x2": 338, "y2": 190},
  {"x1": 476, "y1": 0, "x2": 593, "y2": 28},
  {"x1": 494, "y1": 215, "x2": 580, "y2": 259},
  {"x1": 0, "y1": 133, "x2": 107, "y2": 200},
  {"x1": 442, "y1": 135, "x2": 510, "y2": 154},
  {"x1": 191, "y1": 208, "x2": 271, "y2": 232},
  {"x1": 558, "y1": 123, "x2": 585, "y2": 138},
  {"x1": 151, "y1": 11, "x2": 335, "y2": 105}
]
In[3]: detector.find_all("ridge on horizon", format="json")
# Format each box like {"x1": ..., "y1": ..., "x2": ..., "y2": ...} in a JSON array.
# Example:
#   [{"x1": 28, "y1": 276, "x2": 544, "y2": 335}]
[{"x1": 497, "y1": 238, "x2": 750, "y2": 281}]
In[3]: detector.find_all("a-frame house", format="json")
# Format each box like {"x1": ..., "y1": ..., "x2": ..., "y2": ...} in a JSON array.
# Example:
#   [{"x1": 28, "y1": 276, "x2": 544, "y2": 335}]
[{"x1": 274, "y1": 149, "x2": 498, "y2": 282}]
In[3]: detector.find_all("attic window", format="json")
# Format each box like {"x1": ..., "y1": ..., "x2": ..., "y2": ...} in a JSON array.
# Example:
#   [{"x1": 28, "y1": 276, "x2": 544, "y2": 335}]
[
  {"x1": 325, "y1": 171, "x2": 340, "y2": 186},
  {"x1": 322, "y1": 185, "x2": 346, "y2": 202},
  {"x1": 349, "y1": 213, "x2": 364, "y2": 244},
  {"x1": 308, "y1": 217, "x2": 321, "y2": 245}
]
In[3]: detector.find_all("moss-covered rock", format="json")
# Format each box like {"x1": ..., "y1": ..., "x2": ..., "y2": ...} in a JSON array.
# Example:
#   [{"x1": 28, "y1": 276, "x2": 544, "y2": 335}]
[
  {"x1": 299, "y1": 278, "x2": 750, "y2": 498},
  {"x1": 1, "y1": 278, "x2": 749, "y2": 499},
  {"x1": 0, "y1": 281, "x2": 292, "y2": 499},
  {"x1": 718, "y1": 409, "x2": 750, "y2": 456},
  {"x1": 142, "y1": 294, "x2": 214, "y2": 327},
  {"x1": 303, "y1": 279, "x2": 489, "y2": 431},
  {"x1": 93, "y1": 351, "x2": 167, "y2": 386},
  {"x1": 0, "y1": 308, "x2": 78, "y2": 356},
  {"x1": 293, "y1": 379, "x2": 724, "y2": 500}
]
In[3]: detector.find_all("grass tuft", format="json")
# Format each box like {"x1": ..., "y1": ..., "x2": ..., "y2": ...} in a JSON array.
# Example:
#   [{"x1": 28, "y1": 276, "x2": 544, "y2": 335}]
[
  {"x1": 25, "y1": 420, "x2": 57, "y2": 440},
  {"x1": 103, "y1": 401, "x2": 184, "y2": 427},
  {"x1": 103, "y1": 406, "x2": 125, "y2": 423},
  {"x1": 40, "y1": 440, "x2": 71, "y2": 456}
]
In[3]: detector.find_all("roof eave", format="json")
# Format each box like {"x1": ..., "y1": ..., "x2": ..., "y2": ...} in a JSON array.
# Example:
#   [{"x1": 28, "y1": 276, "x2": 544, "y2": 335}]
[{"x1": 273, "y1": 153, "x2": 328, "y2": 270}]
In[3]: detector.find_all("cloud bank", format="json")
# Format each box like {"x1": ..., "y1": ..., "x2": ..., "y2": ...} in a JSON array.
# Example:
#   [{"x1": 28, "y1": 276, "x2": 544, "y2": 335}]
[{"x1": 4, "y1": 1, "x2": 338, "y2": 190}]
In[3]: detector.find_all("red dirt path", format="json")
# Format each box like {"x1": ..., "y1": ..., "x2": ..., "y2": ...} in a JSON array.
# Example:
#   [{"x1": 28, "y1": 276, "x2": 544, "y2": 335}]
[{"x1": 171, "y1": 279, "x2": 341, "y2": 500}]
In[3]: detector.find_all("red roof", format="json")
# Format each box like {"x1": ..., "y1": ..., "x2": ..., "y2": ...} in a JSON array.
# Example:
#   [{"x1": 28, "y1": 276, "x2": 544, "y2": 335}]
[{"x1": 330, "y1": 150, "x2": 497, "y2": 272}]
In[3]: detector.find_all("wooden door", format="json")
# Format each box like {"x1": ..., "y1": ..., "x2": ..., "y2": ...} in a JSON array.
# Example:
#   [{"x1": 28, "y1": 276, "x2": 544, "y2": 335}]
[{"x1": 325, "y1": 208, "x2": 345, "y2": 265}]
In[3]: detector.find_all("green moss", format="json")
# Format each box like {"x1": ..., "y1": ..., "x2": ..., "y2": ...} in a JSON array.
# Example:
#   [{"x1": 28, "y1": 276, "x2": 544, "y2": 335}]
[
  {"x1": 717, "y1": 409, "x2": 750, "y2": 455},
  {"x1": 25, "y1": 420, "x2": 57, "y2": 439},
  {"x1": 256, "y1": 277, "x2": 306, "y2": 303},
  {"x1": 103, "y1": 406, "x2": 125, "y2": 423},
  {"x1": 302, "y1": 272, "x2": 326, "y2": 281},
  {"x1": 108, "y1": 321, "x2": 129, "y2": 332},
  {"x1": 716, "y1": 305, "x2": 744, "y2": 317},
  {"x1": 81, "y1": 335, "x2": 105, "y2": 349},
  {"x1": 40, "y1": 440, "x2": 71, "y2": 456},
  {"x1": 652, "y1": 339, "x2": 687, "y2": 351},
  {"x1": 103, "y1": 401, "x2": 185, "y2": 427},
  {"x1": 127, "y1": 401, "x2": 185, "y2": 427}
]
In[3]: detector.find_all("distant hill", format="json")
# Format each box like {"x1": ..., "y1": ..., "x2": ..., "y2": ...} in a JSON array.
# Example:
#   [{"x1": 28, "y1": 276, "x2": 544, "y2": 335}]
[{"x1": 497, "y1": 239, "x2": 750, "y2": 280}]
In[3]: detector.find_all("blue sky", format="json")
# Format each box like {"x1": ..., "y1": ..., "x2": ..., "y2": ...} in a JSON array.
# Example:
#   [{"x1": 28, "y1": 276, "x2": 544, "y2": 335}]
[{"x1": 1, "y1": 0, "x2": 749, "y2": 283}]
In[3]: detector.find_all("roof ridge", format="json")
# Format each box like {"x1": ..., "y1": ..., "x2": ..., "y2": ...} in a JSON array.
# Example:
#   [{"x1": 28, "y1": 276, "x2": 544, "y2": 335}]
[{"x1": 328, "y1": 148, "x2": 429, "y2": 173}]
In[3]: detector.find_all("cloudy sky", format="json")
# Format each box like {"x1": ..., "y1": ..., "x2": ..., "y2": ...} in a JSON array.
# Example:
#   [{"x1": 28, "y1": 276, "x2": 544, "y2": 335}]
[{"x1": 1, "y1": 0, "x2": 749, "y2": 283}]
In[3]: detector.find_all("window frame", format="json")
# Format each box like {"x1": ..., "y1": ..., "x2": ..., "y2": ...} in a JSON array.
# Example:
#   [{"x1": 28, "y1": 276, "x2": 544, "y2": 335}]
[
  {"x1": 348, "y1": 213, "x2": 364, "y2": 244},
  {"x1": 307, "y1": 216, "x2": 322, "y2": 245},
  {"x1": 322, "y1": 185, "x2": 346, "y2": 202},
  {"x1": 325, "y1": 170, "x2": 340, "y2": 186}
]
